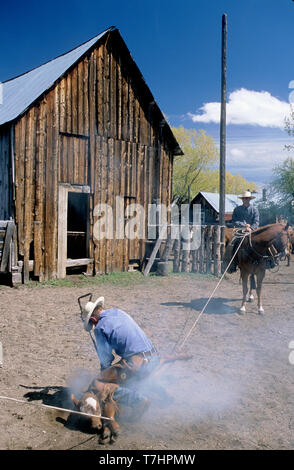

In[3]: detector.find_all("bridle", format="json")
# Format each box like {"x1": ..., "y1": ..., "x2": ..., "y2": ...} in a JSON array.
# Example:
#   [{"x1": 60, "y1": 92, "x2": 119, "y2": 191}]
[{"x1": 232, "y1": 228, "x2": 283, "y2": 267}]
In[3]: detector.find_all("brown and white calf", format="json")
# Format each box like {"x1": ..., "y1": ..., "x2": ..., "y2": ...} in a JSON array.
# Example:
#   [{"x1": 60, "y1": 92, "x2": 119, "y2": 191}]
[{"x1": 71, "y1": 382, "x2": 120, "y2": 444}]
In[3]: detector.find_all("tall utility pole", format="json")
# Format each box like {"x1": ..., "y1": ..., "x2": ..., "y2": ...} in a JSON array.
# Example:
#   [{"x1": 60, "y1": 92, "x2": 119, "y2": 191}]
[{"x1": 219, "y1": 13, "x2": 227, "y2": 257}]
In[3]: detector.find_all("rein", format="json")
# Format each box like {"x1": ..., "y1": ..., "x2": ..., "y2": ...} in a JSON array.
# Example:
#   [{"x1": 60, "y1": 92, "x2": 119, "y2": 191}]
[{"x1": 247, "y1": 232, "x2": 280, "y2": 261}]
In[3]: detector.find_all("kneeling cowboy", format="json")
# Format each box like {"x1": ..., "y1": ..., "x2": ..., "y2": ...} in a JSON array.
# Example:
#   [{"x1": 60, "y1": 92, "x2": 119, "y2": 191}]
[
  {"x1": 224, "y1": 190, "x2": 260, "y2": 273},
  {"x1": 84, "y1": 296, "x2": 160, "y2": 384}
]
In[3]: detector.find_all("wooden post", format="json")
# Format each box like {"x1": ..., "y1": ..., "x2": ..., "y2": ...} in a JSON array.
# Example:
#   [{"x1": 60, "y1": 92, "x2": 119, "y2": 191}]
[
  {"x1": 199, "y1": 225, "x2": 205, "y2": 273},
  {"x1": 191, "y1": 241, "x2": 198, "y2": 273},
  {"x1": 219, "y1": 14, "x2": 227, "y2": 268},
  {"x1": 33, "y1": 221, "x2": 42, "y2": 278},
  {"x1": 161, "y1": 231, "x2": 173, "y2": 262},
  {"x1": 213, "y1": 225, "x2": 221, "y2": 277},
  {"x1": 206, "y1": 226, "x2": 212, "y2": 274},
  {"x1": 173, "y1": 237, "x2": 180, "y2": 273},
  {"x1": 0, "y1": 221, "x2": 15, "y2": 272},
  {"x1": 182, "y1": 242, "x2": 190, "y2": 272}
]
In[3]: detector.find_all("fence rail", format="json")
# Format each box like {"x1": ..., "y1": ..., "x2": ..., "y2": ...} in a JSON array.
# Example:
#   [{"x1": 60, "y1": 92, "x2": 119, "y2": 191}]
[{"x1": 157, "y1": 225, "x2": 224, "y2": 277}]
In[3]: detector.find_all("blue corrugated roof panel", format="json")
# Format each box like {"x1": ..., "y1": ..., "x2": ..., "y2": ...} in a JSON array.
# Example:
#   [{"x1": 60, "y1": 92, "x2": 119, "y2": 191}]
[
  {"x1": 0, "y1": 28, "x2": 111, "y2": 126},
  {"x1": 198, "y1": 192, "x2": 240, "y2": 213}
]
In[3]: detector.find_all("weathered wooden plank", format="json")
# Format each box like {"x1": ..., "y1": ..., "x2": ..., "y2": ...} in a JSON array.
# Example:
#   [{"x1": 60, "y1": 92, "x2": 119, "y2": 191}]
[
  {"x1": 199, "y1": 225, "x2": 205, "y2": 273},
  {"x1": 77, "y1": 61, "x2": 84, "y2": 135},
  {"x1": 66, "y1": 258, "x2": 94, "y2": 267},
  {"x1": 129, "y1": 80, "x2": 134, "y2": 142},
  {"x1": 44, "y1": 93, "x2": 53, "y2": 280},
  {"x1": 119, "y1": 140, "x2": 127, "y2": 271},
  {"x1": 213, "y1": 225, "x2": 221, "y2": 277},
  {"x1": 15, "y1": 119, "x2": 25, "y2": 256},
  {"x1": 110, "y1": 47, "x2": 117, "y2": 139},
  {"x1": 33, "y1": 221, "x2": 41, "y2": 277},
  {"x1": 113, "y1": 139, "x2": 122, "y2": 271},
  {"x1": 122, "y1": 71, "x2": 129, "y2": 141},
  {"x1": 0, "y1": 221, "x2": 15, "y2": 272},
  {"x1": 73, "y1": 137, "x2": 79, "y2": 184},
  {"x1": 104, "y1": 44, "x2": 110, "y2": 138},
  {"x1": 57, "y1": 184, "x2": 68, "y2": 279},
  {"x1": 22, "y1": 109, "x2": 35, "y2": 282},
  {"x1": 206, "y1": 225, "x2": 212, "y2": 274},
  {"x1": 83, "y1": 56, "x2": 89, "y2": 136},
  {"x1": 89, "y1": 51, "x2": 96, "y2": 190},
  {"x1": 106, "y1": 138, "x2": 114, "y2": 273},
  {"x1": 116, "y1": 55, "x2": 122, "y2": 141},
  {"x1": 71, "y1": 66, "x2": 78, "y2": 134},
  {"x1": 66, "y1": 73, "x2": 72, "y2": 133},
  {"x1": 93, "y1": 136, "x2": 102, "y2": 273},
  {"x1": 35, "y1": 100, "x2": 46, "y2": 281},
  {"x1": 59, "y1": 78, "x2": 66, "y2": 134},
  {"x1": 51, "y1": 86, "x2": 60, "y2": 279},
  {"x1": 97, "y1": 46, "x2": 104, "y2": 137}
]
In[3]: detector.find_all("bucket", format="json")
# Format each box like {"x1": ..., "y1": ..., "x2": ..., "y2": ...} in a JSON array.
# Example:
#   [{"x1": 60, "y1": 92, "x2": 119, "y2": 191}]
[{"x1": 157, "y1": 261, "x2": 169, "y2": 276}]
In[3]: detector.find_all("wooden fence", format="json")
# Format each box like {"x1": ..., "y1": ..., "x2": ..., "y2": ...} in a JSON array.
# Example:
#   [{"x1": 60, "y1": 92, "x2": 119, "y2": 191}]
[{"x1": 157, "y1": 225, "x2": 223, "y2": 277}]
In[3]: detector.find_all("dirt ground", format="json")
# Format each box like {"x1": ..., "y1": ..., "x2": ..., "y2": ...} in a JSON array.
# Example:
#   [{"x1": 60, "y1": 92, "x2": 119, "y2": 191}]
[{"x1": 0, "y1": 261, "x2": 294, "y2": 451}]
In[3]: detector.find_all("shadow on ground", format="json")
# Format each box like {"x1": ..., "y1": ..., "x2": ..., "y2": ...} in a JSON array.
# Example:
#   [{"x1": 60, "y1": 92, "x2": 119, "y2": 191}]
[{"x1": 162, "y1": 297, "x2": 241, "y2": 315}]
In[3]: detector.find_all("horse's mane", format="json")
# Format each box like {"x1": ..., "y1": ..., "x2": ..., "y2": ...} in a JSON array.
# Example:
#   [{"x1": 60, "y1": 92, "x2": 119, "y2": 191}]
[{"x1": 252, "y1": 223, "x2": 285, "y2": 237}]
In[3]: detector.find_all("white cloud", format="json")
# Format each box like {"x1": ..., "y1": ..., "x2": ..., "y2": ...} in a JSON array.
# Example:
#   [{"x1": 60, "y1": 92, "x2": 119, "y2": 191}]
[
  {"x1": 225, "y1": 137, "x2": 291, "y2": 184},
  {"x1": 189, "y1": 88, "x2": 291, "y2": 128},
  {"x1": 230, "y1": 148, "x2": 245, "y2": 158}
]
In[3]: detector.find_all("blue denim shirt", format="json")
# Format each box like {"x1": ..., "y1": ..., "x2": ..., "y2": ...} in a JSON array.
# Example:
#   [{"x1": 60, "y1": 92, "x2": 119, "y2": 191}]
[
  {"x1": 94, "y1": 308, "x2": 154, "y2": 370},
  {"x1": 231, "y1": 204, "x2": 259, "y2": 230}
]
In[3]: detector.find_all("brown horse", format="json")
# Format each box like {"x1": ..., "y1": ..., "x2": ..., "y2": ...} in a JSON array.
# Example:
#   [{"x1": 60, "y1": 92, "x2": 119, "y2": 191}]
[{"x1": 236, "y1": 223, "x2": 289, "y2": 315}]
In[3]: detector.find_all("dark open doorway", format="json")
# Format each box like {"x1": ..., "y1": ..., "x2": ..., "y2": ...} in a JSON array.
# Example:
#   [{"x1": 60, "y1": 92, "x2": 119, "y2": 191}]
[{"x1": 67, "y1": 192, "x2": 89, "y2": 259}]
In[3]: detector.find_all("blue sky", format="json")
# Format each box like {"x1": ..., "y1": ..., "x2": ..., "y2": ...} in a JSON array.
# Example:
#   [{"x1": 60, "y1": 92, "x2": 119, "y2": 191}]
[{"x1": 1, "y1": 0, "x2": 294, "y2": 188}]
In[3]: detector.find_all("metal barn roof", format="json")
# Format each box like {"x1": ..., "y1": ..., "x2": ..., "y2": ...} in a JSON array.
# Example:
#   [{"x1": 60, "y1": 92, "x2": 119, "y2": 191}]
[
  {"x1": 0, "y1": 28, "x2": 111, "y2": 126},
  {"x1": 194, "y1": 192, "x2": 240, "y2": 213}
]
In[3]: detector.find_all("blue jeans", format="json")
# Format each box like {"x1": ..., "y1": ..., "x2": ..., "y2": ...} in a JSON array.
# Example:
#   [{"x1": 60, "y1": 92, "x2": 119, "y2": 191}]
[{"x1": 113, "y1": 386, "x2": 145, "y2": 408}]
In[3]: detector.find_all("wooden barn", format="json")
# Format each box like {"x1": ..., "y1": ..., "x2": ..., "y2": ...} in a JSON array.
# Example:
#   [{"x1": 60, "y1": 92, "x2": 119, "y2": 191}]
[
  {"x1": 0, "y1": 26, "x2": 182, "y2": 284},
  {"x1": 190, "y1": 192, "x2": 239, "y2": 225}
]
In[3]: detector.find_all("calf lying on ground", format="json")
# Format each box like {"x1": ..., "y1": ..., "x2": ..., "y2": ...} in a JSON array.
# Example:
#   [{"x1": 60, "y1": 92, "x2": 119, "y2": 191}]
[
  {"x1": 71, "y1": 380, "x2": 150, "y2": 444},
  {"x1": 71, "y1": 382, "x2": 120, "y2": 444}
]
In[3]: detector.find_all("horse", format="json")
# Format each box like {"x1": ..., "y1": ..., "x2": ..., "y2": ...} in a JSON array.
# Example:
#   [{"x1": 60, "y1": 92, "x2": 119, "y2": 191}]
[{"x1": 235, "y1": 223, "x2": 289, "y2": 315}]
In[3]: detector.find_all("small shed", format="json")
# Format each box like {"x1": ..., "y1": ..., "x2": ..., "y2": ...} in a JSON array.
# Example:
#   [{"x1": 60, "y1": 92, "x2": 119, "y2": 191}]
[
  {"x1": 191, "y1": 192, "x2": 239, "y2": 225},
  {"x1": 0, "y1": 26, "x2": 182, "y2": 283}
]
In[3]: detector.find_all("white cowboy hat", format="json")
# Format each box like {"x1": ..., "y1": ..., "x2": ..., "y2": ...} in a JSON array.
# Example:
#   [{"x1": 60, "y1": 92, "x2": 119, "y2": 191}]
[
  {"x1": 83, "y1": 296, "x2": 104, "y2": 332},
  {"x1": 238, "y1": 190, "x2": 256, "y2": 200}
]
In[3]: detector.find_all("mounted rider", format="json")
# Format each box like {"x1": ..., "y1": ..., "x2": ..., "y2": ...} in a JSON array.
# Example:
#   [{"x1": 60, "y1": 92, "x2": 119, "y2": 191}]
[{"x1": 224, "y1": 190, "x2": 260, "y2": 273}]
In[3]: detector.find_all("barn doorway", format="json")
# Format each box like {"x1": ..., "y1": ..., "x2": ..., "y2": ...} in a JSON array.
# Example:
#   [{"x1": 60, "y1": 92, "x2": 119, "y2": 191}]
[
  {"x1": 57, "y1": 184, "x2": 93, "y2": 278},
  {"x1": 67, "y1": 192, "x2": 89, "y2": 259}
]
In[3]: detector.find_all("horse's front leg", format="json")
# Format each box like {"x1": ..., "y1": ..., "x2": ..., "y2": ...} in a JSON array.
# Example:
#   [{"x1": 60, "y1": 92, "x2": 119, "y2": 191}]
[
  {"x1": 256, "y1": 269, "x2": 266, "y2": 314},
  {"x1": 240, "y1": 269, "x2": 249, "y2": 314},
  {"x1": 248, "y1": 274, "x2": 256, "y2": 302}
]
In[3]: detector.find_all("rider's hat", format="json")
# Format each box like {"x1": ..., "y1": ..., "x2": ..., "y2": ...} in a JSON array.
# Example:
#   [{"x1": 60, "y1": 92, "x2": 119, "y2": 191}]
[
  {"x1": 83, "y1": 296, "x2": 104, "y2": 331},
  {"x1": 238, "y1": 190, "x2": 256, "y2": 200}
]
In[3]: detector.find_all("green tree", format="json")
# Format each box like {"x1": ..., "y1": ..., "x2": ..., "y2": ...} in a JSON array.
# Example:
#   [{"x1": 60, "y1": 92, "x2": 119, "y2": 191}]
[
  {"x1": 272, "y1": 157, "x2": 294, "y2": 203},
  {"x1": 284, "y1": 104, "x2": 294, "y2": 152},
  {"x1": 172, "y1": 126, "x2": 258, "y2": 200},
  {"x1": 172, "y1": 126, "x2": 218, "y2": 203}
]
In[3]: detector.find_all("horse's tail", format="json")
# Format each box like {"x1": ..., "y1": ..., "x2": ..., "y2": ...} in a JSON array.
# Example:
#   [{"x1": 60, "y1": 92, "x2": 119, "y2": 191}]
[{"x1": 250, "y1": 274, "x2": 256, "y2": 290}]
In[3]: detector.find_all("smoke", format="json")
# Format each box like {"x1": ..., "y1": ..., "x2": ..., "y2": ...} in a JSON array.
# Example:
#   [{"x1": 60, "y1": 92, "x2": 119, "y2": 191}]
[
  {"x1": 132, "y1": 364, "x2": 243, "y2": 426},
  {"x1": 66, "y1": 368, "x2": 95, "y2": 400}
]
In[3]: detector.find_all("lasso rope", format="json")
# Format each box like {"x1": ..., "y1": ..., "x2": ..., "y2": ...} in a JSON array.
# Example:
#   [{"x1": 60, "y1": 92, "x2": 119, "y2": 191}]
[
  {"x1": 0, "y1": 395, "x2": 113, "y2": 421},
  {"x1": 176, "y1": 230, "x2": 248, "y2": 351}
]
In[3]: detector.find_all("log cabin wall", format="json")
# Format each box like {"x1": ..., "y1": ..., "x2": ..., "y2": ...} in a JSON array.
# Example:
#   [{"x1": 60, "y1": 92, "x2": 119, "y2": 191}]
[{"x1": 12, "y1": 30, "x2": 176, "y2": 280}]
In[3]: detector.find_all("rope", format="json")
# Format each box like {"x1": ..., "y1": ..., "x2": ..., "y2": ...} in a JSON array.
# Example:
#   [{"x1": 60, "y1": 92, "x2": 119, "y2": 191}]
[
  {"x1": 0, "y1": 395, "x2": 113, "y2": 421},
  {"x1": 176, "y1": 231, "x2": 248, "y2": 351}
]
